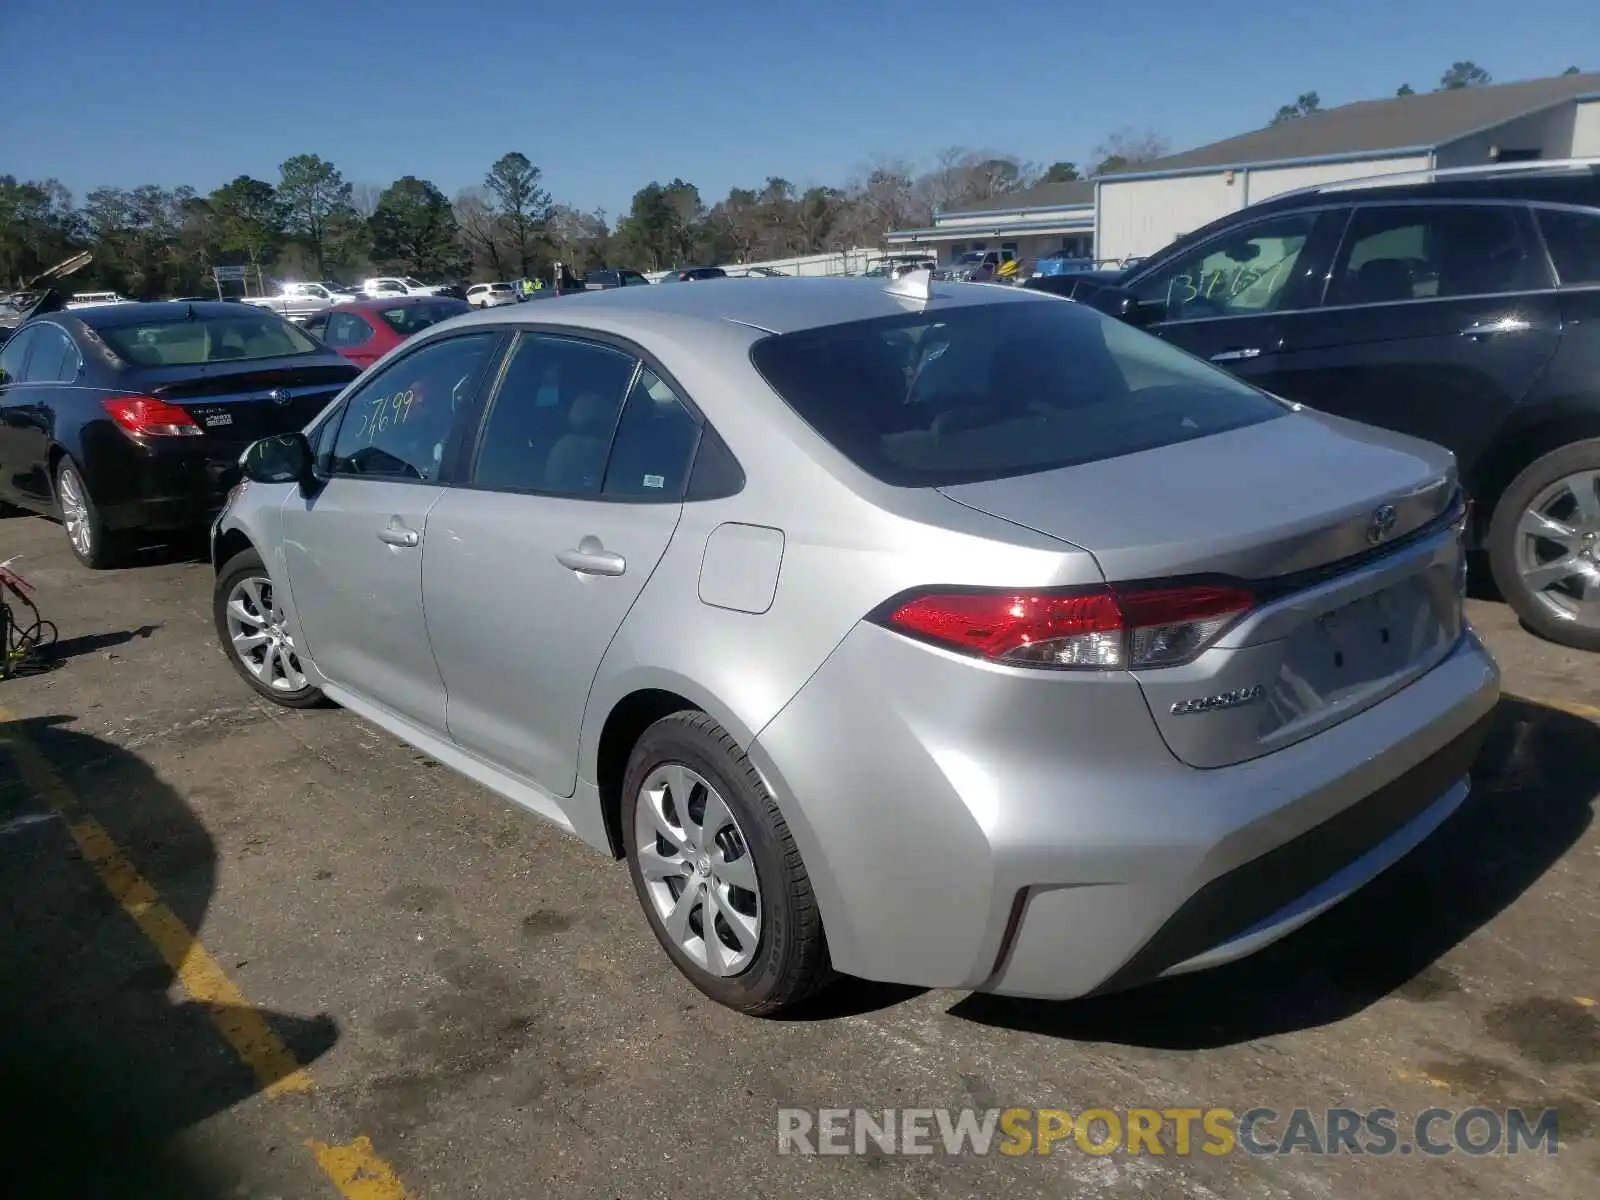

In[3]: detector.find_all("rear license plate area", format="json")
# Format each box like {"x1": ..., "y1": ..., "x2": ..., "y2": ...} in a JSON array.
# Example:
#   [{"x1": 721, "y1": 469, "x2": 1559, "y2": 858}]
[{"x1": 1290, "y1": 578, "x2": 1442, "y2": 694}]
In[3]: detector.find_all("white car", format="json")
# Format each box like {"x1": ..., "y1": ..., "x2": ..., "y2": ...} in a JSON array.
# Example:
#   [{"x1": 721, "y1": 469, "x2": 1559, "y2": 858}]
[
  {"x1": 466, "y1": 282, "x2": 520, "y2": 308},
  {"x1": 362, "y1": 276, "x2": 447, "y2": 299},
  {"x1": 241, "y1": 282, "x2": 350, "y2": 323},
  {"x1": 65, "y1": 291, "x2": 135, "y2": 309}
]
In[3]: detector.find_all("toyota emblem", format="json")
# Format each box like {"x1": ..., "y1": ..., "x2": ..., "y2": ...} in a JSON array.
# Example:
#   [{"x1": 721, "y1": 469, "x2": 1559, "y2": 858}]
[
  {"x1": 1366, "y1": 504, "x2": 1398, "y2": 545},
  {"x1": 268, "y1": 388, "x2": 291, "y2": 406}
]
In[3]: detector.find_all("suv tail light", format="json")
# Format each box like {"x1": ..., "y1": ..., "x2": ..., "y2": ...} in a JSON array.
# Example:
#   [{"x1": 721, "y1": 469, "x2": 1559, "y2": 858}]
[
  {"x1": 873, "y1": 583, "x2": 1254, "y2": 670},
  {"x1": 102, "y1": 395, "x2": 203, "y2": 438}
]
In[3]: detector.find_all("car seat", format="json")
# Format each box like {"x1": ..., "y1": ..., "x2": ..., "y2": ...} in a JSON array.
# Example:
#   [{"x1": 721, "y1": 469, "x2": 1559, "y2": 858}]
[{"x1": 543, "y1": 393, "x2": 618, "y2": 492}]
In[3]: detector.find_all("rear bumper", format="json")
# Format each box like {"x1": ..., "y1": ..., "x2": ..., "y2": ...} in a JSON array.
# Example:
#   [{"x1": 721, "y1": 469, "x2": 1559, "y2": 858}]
[
  {"x1": 80, "y1": 428, "x2": 244, "y2": 532},
  {"x1": 748, "y1": 623, "x2": 1500, "y2": 1000}
]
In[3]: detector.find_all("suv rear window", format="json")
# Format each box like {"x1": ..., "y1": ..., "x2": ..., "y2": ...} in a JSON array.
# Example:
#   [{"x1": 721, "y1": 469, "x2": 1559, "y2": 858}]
[
  {"x1": 99, "y1": 313, "x2": 317, "y2": 366},
  {"x1": 749, "y1": 298, "x2": 1286, "y2": 487}
]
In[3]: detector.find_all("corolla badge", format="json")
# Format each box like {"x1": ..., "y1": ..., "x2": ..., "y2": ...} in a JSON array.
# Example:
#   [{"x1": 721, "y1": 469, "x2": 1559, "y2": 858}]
[
  {"x1": 268, "y1": 388, "x2": 291, "y2": 406},
  {"x1": 1169, "y1": 684, "x2": 1265, "y2": 716},
  {"x1": 1366, "y1": 504, "x2": 1398, "y2": 545}
]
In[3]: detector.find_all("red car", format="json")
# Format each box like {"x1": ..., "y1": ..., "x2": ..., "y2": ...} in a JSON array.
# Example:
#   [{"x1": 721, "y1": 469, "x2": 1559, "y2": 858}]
[{"x1": 301, "y1": 295, "x2": 472, "y2": 369}]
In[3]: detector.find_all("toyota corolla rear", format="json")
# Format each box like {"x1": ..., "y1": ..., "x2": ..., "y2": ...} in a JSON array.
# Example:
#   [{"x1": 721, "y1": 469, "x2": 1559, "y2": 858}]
[{"x1": 741, "y1": 292, "x2": 1500, "y2": 999}]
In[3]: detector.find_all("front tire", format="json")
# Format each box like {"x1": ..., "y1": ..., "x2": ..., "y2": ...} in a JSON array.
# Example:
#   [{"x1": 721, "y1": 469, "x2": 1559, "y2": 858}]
[
  {"x1": 55, "y1": 459, "x2": 123, "y2": 569},
  {"x1": 622, "y1": 712, "x2": 832, "y2": 1014},
  {"x1": 214, "y1": 548, "x2": 327, "y2": 708},
  {"x1": 1487, "y1": 438, "x2": 1600, "y2": 652}
]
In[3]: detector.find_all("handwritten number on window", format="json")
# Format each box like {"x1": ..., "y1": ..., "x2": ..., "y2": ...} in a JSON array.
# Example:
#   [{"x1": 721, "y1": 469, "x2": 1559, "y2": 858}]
[{"x1": 353, "y1": 389, "x2": 416, "y2": 441}]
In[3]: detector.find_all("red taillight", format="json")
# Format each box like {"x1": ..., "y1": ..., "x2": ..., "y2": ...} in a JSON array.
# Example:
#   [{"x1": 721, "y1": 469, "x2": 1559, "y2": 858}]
[
  {"x1": 878, "y1": 583, "x2": 1253, "y2": 670},
  {"x1": 102, "y1": 395, "x2": 203, "y2": 438}
]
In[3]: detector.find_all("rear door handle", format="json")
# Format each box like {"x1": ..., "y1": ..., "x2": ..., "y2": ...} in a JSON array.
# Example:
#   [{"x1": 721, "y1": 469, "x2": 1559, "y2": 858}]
[
  {"x1": 377, "y1": 524, "x2": 420, "y2": 548},
  {"x1": 1210, "y1": 348, "x2": 1262, "y2": 363},
  {"x1": 1460, "y1": 317, "x2": 1531, "y2": 339},
  {"x1": 557, "y1": 536, "x2": 625, "y2": 576}
]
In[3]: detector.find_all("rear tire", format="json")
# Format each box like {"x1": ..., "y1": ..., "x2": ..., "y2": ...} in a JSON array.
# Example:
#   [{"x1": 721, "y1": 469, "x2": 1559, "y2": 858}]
[
  {"x1": 55, "y1": 459, "x2": 124, "y2": 569},
  {"x1": 214, "y1": 548, "x2": 328, "y2": 708},
  {"x1": 622, "y1": 711, "x2": 833, "y2": 1014},
  {"x1": 1487, "y1": 438, "x2": 1600, "y2": 652}
]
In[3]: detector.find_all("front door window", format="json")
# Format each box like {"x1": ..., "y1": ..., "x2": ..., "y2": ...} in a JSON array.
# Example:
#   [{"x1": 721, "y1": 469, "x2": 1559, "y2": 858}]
[{"x1": 1128, "y1": 212, "x2": 1322, "y2": 323}]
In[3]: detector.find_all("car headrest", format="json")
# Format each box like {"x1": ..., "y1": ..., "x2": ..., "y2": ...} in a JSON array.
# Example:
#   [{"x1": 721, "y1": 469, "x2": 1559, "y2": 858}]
[{"x1": 568, "y1": 392, "x2": 614, "y2": 430}]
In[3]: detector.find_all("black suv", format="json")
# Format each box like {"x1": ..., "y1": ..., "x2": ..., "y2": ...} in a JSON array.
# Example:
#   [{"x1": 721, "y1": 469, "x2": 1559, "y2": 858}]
[{"x1": 1031, "y1": 160, "x2": 1600, "y2": 650}]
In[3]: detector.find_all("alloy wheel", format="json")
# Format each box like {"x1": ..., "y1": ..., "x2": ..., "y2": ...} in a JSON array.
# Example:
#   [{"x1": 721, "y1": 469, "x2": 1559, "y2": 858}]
[
  {"x1": 58, "y1": 467, "x2": 93, "y2": 560},
  {"x1": 1514, "y1": 469, "x2": 1600, "y2": 628},
  {"x1": 633, "y1": 763, "x2": 763, "y2": 977},
  {"x1": 225, "y1": 575, "x2": 308, "y2": 692}
]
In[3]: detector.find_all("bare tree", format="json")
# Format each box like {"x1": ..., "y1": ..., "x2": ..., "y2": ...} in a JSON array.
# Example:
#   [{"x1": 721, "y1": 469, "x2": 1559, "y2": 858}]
[
  {"x1": 837, "y1": 155, "x2": 927, "y2": 246},
  {"x1": 349, "y1": 183, "x2": 383, "y2": 219},
  {"x1": 1090, "y1": 127, "x2": 1171, "y2": 176},
  {"x1": 452, "y1": 187, "x2": 505, "y2": 278}
]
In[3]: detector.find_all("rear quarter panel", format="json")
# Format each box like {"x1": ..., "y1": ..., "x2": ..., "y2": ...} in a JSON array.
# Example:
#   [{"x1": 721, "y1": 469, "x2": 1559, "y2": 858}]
[{"x1": 576, "y1": 314, "x2": 1105, "y2": 786}]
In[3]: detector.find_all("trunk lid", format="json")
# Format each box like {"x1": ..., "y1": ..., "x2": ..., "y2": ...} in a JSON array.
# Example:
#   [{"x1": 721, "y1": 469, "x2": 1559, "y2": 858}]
[
  {"x1": 142, "y1": 356, "x2": 359, "y2": 443},
  {"x1": 939, "y1": 410, "x2": 1467, "y2": 768}
]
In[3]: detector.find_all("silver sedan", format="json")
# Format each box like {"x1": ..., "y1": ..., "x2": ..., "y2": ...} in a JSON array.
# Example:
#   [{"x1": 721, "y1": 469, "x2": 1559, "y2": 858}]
[{"x1": 212, "y1": 274, "x2": 1499, "y2": 1013}]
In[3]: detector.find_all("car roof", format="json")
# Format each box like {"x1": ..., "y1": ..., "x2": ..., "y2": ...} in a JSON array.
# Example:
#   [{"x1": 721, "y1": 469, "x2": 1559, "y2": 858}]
[
  {"x1": 450, "y1": 275, "x2": 1048, "y2": 336},
  {"x1": 1245, "y1": 162, "x2": 1600, "y2": 214}
]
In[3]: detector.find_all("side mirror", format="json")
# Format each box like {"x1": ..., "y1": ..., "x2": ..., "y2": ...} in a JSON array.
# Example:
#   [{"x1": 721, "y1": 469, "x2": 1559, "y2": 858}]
[
  {"x1": 1081, "y1": 284, "x2": 1152, "y2": 327},
  {"x1": 241, "y1": 431, "x2": 314, "y2": 488}
]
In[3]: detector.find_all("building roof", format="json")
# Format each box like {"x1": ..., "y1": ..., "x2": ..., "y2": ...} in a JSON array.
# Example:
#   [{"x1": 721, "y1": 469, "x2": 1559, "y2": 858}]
[
  {"x1": 1104, "y1": 72, "x2": 1600, "y2": 178},
  {"x1": 940, "y1": 179, "x2": 1095, "y2": 217}
]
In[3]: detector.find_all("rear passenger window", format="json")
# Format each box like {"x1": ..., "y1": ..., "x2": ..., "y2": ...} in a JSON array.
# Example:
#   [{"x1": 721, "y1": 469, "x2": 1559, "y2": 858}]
[
  {"x1": 1537, "y1": 208, "x2": 1600, "y2": 286},
  {"x1": 602, "y1": 369, "x2": 701, "y2": 501},
  {"x1": 470, "y1": 334, "x2": 634, "y2": 495},
  {"x1": 1326, "y1": 204, "x2": 1544, "y2": 305},
  {"x1": 22, "y1": 325, "x2": 77, "y2": 382},
  {"x1": 0, "y1": 327, "x2": 38, "y2": 383}
]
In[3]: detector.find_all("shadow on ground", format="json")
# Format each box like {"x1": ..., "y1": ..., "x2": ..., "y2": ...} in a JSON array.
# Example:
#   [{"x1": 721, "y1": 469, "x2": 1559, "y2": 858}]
[
  {"x1": 952, "y1": 696, "x2": 1597, "y2": 1048},
  {"x1": 0, "y1": 715, "x2": 338, "y2": 1198}
]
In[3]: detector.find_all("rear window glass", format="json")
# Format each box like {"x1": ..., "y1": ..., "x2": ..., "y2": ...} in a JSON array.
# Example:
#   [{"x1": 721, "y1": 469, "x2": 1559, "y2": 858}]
[
  {"x1": 99, "y1": 313, "x2": 317, "y2": 366},
  {"x1": 377, "y1": 300, "x2": 469, "y2": 336},
  {"x1": 1537, "y1": 207, "x2": 1600, "y2": 286},
  {"x1": 749, "y1": 298, "x2": 1287, "y2": 487}
]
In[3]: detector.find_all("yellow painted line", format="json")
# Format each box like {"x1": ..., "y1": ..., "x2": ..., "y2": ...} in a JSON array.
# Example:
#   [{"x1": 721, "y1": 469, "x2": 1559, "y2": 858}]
[
  {"x1": 1506, "y1": 693, "x2": 1600, "y2": 723},
  {"x1": 1577, "y1": 996, "x2": 1597, "y2": 1008},
  {"x1": 309, "y1": 1138, "x2": 412, "y2": 1199},
  {"x1": 1394, "y1": 1068, "x2": 1454, "y2": 1092},
  {"x1": 0, "y1": 712, "x2": 312, "y2": 1096},
  {"x1": 0, "y1": 708, "x2": 411, "y2": 1198}
]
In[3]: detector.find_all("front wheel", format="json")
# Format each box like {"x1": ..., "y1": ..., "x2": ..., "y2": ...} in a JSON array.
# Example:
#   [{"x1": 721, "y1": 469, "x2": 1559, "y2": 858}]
[
  {"x1": 213, "y1": 548, "x2": 328, "y2": 707},
  {"x1": 1487, "y1": 438, "x2": 1600, "y2": 651},
  {"x1": 622, "y1": 712, "x2": 832, "y2": 1014}
]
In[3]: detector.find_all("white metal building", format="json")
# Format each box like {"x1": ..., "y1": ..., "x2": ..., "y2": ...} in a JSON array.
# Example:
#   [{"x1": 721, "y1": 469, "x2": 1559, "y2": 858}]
[
  {"x1": 1095, "y1": 72, "x2": 1600, "y2": 261},
  {"x1": 884, "y1": 180, "x2": 1096, "y2": 265}
]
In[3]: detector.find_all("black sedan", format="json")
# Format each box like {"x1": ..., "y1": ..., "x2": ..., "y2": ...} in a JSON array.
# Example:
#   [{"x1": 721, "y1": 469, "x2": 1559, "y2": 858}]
[{"x1": 0, "y1": 298, "x2": 359, "y2": 567}]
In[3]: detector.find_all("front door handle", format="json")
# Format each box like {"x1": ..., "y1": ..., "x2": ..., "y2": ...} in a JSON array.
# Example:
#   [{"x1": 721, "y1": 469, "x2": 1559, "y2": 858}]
[
  {"x1": 557, "y1": 535, "x2": 626, "y2": 576},
  {"x1": 377, "y1": 524, "x2": 420, "y2": 548},
  {"x1": 1210, "y1": 347, "x2": 1262, "y2": 363},
  {"x1": 1460, "y1": 317, "x2": 1531, "y2": 340}
]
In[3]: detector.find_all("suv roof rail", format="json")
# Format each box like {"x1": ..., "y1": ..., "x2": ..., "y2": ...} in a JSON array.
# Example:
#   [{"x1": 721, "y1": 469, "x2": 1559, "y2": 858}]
[{"x1": 1258, "y1": 155, "x2": 1600, "y2": 206}]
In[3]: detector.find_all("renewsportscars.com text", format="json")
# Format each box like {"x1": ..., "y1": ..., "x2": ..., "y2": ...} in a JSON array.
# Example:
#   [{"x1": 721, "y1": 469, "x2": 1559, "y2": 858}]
[{"x1": 777, "y1": 1106, "x2": 1563, "y2": 1157}]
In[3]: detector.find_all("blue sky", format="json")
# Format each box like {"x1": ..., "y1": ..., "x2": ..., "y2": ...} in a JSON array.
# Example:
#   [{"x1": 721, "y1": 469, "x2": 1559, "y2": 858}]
[{"x1": 4, "y1": 0, "x2": 1592, "y2": 217}]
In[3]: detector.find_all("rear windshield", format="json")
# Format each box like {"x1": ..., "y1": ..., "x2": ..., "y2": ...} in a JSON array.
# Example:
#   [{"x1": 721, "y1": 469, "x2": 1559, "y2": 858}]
[
  {"x1": 749, "y1": 297, "x2": 1287, "y2": 487},
  {"x1": 100, "y1": 313, "x2": 318, "y2": 366},
  {"x1": 376, "y1": 300, "x2": 469, "y2": 336}
]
